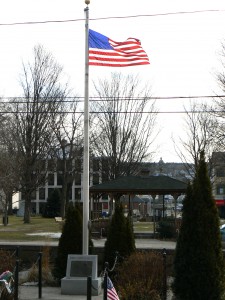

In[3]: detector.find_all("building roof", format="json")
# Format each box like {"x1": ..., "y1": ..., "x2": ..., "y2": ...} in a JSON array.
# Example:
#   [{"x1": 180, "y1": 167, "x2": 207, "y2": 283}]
[{"x1": 90, "y1": 175, "x2": 187, "y2": 196}]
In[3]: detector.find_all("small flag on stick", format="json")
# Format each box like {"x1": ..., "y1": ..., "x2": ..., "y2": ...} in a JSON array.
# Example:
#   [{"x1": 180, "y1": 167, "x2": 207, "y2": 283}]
[
  {"x1": 89, "y1": 29, "x2": 150, "y2": 67},
  {"x1": 107, "y1": 277, "x2": 120, "y2": 300}
]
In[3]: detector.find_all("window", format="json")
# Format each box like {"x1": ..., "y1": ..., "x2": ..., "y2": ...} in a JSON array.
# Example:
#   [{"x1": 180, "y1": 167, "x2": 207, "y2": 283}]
[
  {"x1": 216, "y1": 168, "x2": 225, "y2": 177},
  {"x1": 31, "y1": 190, "x2": 36, "y2": 200},
  {"x1": 102, "y1": 172, "x2": 109, "y2": 183},
  {"x1": 75, "y1": 188, "x2": 81, "y2": 201},
  {"x1": 48, "y1": 188, "x2": 55, "y2": 198},
  {"x1": 48, "y1": 173, "x2": 54, "y2": 185},
  {"x1": 66, "y1": 160, "x2": 72, "y2": 172},
  {"x1": 217, "y1": 185, "x2": 225, "y2": 195},
  {"x1": 39, "y1": 188, "x2": 45, "y2": 200},
  {"x1": 93, "y1": 159, "x2": 99, "y2": 172},
  {"x1": 75, "y1": 173, "x2": 81, "y2": 185},
  {"x1": 48, "y1": 159, "x2": 56, "y2": 172},
  {"x1": 67, "y1": 187, "x2": 72, "y2": 200},
  {"x1": 93, "y1": 173, "x2": 99, "y2": 185},
  {"x1": 57, "y1": 160, "x2": 64, "y2": 172},
  {"x1": 57, "y1": 174, "x2": 63, "y2": 186},
  {"x1": 75, "y1": 159, "x2": 82, "y2": 173}
]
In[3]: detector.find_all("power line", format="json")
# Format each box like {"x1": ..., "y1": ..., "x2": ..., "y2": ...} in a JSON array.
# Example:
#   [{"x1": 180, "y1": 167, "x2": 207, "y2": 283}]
[
  {"x1": 89, "y1": 9, "x2": 225, "y2": 21},
  {"x1": 0, "y1": 110, "x2": 218, "y2": 114},
  {"x1": 0, "y1": 94, "x2": 224, "y2": 104},
  {"x1": 0, "y1": 9, "x2": 224, "y2": 26}
]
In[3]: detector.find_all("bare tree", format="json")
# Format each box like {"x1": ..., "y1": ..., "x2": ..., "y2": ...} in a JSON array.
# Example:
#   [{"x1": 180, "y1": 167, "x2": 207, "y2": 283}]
[
  {"x1": 90, "y1": 73, "x2": 158, "y2": 180},
  {"x1": 0, "y1": 104, "x2": 21, "y2": 221},
  {"x1": 174, "y1": 101, "x2": 219, "y2": 175},
  {"x1": 216, "y1": 42, "x2": 225, "y2": 94},
  {"x1": 2, "y1": 45, "x2": 69, "y2": 223},
  {"x1": 213, "y1": 42, "x2": 225, "y2": 149},
  {"x1": 0, "y1": 148, "x2": 20, "y2": 225},
  {"x1": 51, "y1": 99, "x2": 83, "y2": 218}
]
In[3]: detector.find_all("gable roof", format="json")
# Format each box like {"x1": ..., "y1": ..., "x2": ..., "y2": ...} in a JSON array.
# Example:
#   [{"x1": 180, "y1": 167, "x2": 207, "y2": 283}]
[{"x1": 90, "y1": 175, "x2": 187, "y2": 195}]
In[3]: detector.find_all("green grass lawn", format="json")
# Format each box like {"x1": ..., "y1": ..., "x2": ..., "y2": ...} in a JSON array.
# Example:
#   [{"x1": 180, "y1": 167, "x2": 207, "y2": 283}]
[
  {"x1": 0, "y1": 216, "x2": 62, "y2": 242},
  {"x1": 133, "y1": 222, "x2": 153, "y2": 232},
  {"x1": 0, "y1": 216, "x2": 154, "y2": 242}
]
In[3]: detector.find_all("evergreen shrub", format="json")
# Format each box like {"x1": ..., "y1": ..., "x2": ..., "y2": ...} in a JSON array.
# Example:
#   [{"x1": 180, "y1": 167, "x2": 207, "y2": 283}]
[
  {"x1": 42, "y1": 189, "x2": 61, "y2": 218},
  {"x1": 104, "y1": 202, "x2": 135, "y2": 268},
  {"x1": 173, "y1": 152, "x2": 225, "y2": 300},
  {"x1": 53, "y1": 202, "x2": 93, "y2": 281},
  {"x1": 157, "y1": 218, "x2": 176, "y2": 239}
]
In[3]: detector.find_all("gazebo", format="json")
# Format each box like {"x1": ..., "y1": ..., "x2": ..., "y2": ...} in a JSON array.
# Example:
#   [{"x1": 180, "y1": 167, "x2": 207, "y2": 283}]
[{"x1": 90, "y1": 175, "x2": 187, "y2": 223}]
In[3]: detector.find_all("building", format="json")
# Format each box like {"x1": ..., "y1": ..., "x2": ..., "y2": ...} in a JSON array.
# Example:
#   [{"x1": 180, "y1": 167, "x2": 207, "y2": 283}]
[
  {"x1": 211, "y1": 152, "x2": 225, "y2": 218},
  {"x1": 17, "y1": 156, "x2": 109, "y2": 216},
  {"x1": 17, "y1": 157, "x2": 193, "y2": 217}
]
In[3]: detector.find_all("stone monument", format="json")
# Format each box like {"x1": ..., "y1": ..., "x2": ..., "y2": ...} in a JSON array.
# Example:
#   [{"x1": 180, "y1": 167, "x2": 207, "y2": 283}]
[{"x1": 61, "y1": 255, "x2": 102, "y2": 295}]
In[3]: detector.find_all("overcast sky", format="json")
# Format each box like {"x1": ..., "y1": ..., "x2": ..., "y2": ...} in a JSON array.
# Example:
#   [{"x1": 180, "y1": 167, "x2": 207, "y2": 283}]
[{"x1": 1, "y1": 0, "x2": 225, "y2": 162}]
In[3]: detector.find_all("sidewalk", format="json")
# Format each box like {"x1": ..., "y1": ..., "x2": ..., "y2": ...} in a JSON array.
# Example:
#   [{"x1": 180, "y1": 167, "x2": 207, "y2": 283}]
[
  {"x1": 18, "y1": 286, "x2": 173, "y2": 300},
  {"x1": 18, "y1": 285, "x2": 104, "y2": 300},
  {"x1": 18, "y1": 283, "x2": 174, "y2": 300}
]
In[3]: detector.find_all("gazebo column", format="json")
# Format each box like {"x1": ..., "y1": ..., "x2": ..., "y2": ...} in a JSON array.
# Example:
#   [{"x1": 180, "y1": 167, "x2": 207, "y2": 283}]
[
  {"x1": 172, "y1": 193, "x2": 180, "y2": 236},
  {"x1": 108, "y1": 193, "x2": 114, "y2": 216},
  {"x1": 162, "y1": 194, "x2": 165, "y2": 219},
  {"x1": 172, "y1": 193, "x2": 179, "y2": 220},
  {"x1": 129, "y1": 194, "x2": 135, "y2": 221},
  {"x1": 151, "y1": 194, "x2": 157, "y2": 238}
]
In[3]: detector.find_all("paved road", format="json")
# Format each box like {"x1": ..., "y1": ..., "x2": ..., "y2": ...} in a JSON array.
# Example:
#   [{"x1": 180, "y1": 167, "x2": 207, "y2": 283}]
[{"x1": 0, "y1": 237, "x2": 177, "y2": 250}]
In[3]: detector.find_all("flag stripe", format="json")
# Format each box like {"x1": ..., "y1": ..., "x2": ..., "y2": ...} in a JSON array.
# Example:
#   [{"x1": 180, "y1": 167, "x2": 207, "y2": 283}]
[
  {"x1": 89, "y1": 61, "x2": 149, "y2": 67},
  {"x1": 89, "y1": 49, "x2": 148, "y2": 61},
  {"x1": 107, "y1": 277, "x2": 120, "y2": 300},
  {"x1": 89, "y1": 54, "x2": 149, "y2": 62},
  {"x1": 89, "y1": 49, "x2": 149, "y2": 56},
  {"x1": 108, "y1": 289, "x2": 119, "y2": 299},
  {"x1": 89, "y1": 29, "x2": 150, "y2": 67}
]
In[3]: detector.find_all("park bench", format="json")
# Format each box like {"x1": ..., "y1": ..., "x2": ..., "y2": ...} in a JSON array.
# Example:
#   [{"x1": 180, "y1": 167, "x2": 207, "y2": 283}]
[{"x1": 55, "y1": 217, "x2": 63, "y2": 223}]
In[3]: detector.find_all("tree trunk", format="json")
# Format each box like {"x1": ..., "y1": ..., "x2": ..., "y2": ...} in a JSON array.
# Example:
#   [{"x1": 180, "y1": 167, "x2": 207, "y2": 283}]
[
  {"x1": 3, "y1": 198, "x2": 8, "y2": 227},
  {"x1": 7, "y1": 192, "x2": 13, "y2": 215},
  {"x1": 24, "y1": 194, "x2": 31, "y2": 223},
  {"x1": 60, "y1": 184, "x2": 67, "y2": 219}
]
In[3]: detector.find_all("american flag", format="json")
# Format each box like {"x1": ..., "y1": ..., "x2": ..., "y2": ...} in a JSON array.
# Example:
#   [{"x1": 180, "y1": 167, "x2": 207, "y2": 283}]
[
  {"x1": 107, "y1": 277, "x2": 120, "y2": 300},
  {"x1": 89, "y1": 29, "x2": 150, "y2": 67}
]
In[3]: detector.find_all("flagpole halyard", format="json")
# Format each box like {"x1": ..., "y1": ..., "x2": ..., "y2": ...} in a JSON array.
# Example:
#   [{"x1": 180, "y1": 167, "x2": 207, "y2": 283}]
[{"x1": 83, "y1": 2, "x2": 90, "y2": 255}]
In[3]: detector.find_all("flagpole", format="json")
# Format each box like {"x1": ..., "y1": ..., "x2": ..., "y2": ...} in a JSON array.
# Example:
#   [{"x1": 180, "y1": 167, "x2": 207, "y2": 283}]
[{"x1": 83, "y1": 0, "x2": 90, "y2": 255}]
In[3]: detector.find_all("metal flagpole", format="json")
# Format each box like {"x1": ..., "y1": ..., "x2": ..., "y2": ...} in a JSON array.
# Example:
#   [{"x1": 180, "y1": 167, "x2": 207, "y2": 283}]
[{"x1": 83, "y1": 0, "x2": 90, "y2": 255}]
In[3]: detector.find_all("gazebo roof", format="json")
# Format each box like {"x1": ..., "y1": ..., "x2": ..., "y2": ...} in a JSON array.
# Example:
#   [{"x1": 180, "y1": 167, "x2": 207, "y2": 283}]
[{"x1": 90, "y1": 175, "x2": 187, "y2": 195}]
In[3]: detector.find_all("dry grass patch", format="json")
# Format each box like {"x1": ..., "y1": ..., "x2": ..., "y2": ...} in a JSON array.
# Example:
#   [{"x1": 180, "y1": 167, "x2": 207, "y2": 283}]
[{"x1": 22, "y1": 245, "x2": 56, "y2": 286}]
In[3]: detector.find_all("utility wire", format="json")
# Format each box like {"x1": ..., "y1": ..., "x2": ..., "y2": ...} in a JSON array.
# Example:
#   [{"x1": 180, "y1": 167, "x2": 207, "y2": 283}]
[
  {"x1": 0, "y1": 110, "x2": 218, "y2": 114},
  {"x1": 0, "y1": 9, "x2": 224, "y2": 26},
  {"x1": 0, "y1": 94, "x2": 224, "y2": 104}
]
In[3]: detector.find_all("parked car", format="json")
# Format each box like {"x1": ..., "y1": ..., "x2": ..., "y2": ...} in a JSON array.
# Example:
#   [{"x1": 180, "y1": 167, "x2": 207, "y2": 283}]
[{"x1": 220, "y1": 225, "x2": 225, "y2": 241}]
